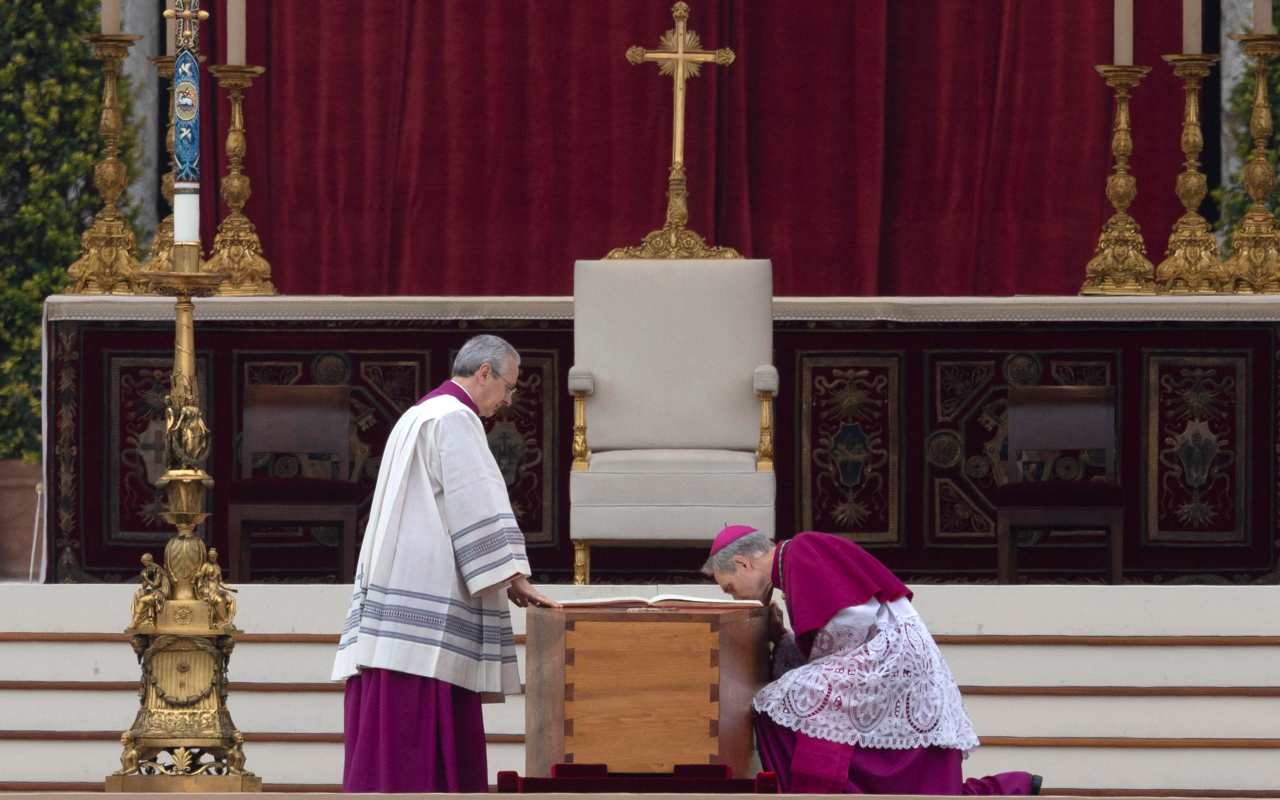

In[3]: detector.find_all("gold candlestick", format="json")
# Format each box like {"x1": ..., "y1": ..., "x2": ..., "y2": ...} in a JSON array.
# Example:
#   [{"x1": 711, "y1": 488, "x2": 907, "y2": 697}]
[
  {"x1": 107, "y1": 267, "x2": 263, "y2": 792},
  {"x1": 1081, "y1": 65, "x2": 1155, "y2": 295},
  {"x1": 65, "y1": 33, "x2": 143, "y2": 295},
  {"x1": 1156, "y1": 54, "x2": 1225, "y2": 293},
  {"x1": 1221, "y1": 34, "x2": 1280, "y2": 293},
  {"x1": 137, "y1": 55, "x2": 178, "y2": 289},
  {"x1": 205, "y1": 64, "x2": 275, "y2": 295}
]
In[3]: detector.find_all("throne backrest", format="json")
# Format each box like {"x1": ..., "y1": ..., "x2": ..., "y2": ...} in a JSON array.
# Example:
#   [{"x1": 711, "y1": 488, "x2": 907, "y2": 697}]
[{"x1": 573, "y1": 259, "x2": 772, "y2": 451}]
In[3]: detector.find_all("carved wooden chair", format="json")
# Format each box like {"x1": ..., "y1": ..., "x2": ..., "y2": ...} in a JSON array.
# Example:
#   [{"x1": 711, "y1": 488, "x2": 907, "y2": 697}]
[
  {"x1": 227, "y1": 385, "x2": 362, "y2": 581},
  {"x1": 994, "y1": 385, "x2": 1123, "y2": 583}
]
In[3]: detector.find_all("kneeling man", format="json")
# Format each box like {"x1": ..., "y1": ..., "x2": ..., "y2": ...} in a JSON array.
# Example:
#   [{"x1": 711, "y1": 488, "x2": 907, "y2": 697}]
[{"x1": 705, "y1": 526, "x2": 1038, "y2": 795}]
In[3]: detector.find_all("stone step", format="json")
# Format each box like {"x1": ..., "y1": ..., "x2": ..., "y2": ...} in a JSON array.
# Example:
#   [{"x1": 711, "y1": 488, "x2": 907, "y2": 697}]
[
  {"x1": 0, "y1": 739, "x2": 524, "y2": 784},
  {"x1": 3, "y1": 637, "x2": 1275, "y2": 688},
  {"x1": 2, "y1": 735, "x2": 1276, "y2": 791},
  {"x1": 4, "y1": 687, "x2": 1277, "y2": 740}
]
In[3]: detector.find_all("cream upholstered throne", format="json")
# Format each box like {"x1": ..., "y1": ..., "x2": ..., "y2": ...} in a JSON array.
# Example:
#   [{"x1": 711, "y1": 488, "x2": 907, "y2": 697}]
[{"x1": 568, "y1": 258, "x2": 777, "y2": 584}]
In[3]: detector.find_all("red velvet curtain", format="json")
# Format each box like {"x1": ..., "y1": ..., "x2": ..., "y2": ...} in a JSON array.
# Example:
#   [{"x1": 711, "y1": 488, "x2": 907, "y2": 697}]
[{"x1": 198, "y1": 0, "x2": 1184, "y2": 296}]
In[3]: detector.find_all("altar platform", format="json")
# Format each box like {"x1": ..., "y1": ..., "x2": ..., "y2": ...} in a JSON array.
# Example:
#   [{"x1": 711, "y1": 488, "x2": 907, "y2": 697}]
[
  {"x1": 40, "y1": 294, "x2": 1280, "y2": 584},
  {"x1": 1, "y1": 580, "x2": 1278, "y2": 795}
]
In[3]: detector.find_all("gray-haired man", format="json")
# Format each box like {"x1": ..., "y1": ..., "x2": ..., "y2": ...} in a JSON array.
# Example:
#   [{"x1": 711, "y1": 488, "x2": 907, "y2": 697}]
[{"x1": 333, "y1": 334, "x2": 556, "y2": 792}]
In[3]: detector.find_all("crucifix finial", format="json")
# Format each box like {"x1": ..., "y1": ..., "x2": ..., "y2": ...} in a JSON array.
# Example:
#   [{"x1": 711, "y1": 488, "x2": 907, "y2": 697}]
[
  {"x1": 606, "y1": 2, "x2": 740, "y2": 260},
  {"x1": 164, "y1": 0, "x2": 209, "y2": 52}
]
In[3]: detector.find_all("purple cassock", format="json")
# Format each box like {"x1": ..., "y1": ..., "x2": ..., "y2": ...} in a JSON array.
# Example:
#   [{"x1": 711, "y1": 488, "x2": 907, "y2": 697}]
[
  {"x1": 342, "y1": 380, "x2": 488, "y2": 793},
  {"x1": 752, "y1": 531, "x2": 1035, "y2": 795}
]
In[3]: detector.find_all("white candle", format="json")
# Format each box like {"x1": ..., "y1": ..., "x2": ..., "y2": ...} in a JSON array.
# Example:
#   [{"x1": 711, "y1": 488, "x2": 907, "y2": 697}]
[
  {"x1": 174, "y1": 189, "x2": 199, "y2": 243},
  {"x1": 166, "y1": 0, "x2": 176, "y2": 56},
  {"x1": 101, "y1": 0, "x2": 121, "y2": 34},
  {"x1": 1256, "y1": 0, "x2": 1274, "y2": 34},
  {"x1": 227, "y1": 0, "x2": 246, "y2": 64},
  {"x1": 1114, "y1": 0, "x2": 1133, "y2": 65},
  {"x1": 1183, "y1": 0, "x2": 1202, "y2": 53}
]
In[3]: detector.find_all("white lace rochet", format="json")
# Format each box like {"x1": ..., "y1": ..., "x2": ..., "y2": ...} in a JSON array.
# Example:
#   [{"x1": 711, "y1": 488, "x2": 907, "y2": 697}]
[{"x1": 753, "y1": 598, "x2": 980, "y2": 752}]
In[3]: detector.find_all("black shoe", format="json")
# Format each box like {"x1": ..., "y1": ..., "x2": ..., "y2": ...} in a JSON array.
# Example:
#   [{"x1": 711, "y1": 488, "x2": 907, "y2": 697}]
[{"x1": 1029, "y1": 774, "x2": 1043, "y2": 796}]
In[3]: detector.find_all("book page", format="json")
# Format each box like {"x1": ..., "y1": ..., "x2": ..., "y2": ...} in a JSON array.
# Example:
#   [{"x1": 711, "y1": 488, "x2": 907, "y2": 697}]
[{"x1": 555, "y1": 594, "x2": 762, "y2": 608}]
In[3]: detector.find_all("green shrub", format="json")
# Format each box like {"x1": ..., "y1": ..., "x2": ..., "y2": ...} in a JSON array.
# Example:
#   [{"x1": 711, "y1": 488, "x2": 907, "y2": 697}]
[{"x1": 0, "y1": 0, "x2": 143, "y2": 461}]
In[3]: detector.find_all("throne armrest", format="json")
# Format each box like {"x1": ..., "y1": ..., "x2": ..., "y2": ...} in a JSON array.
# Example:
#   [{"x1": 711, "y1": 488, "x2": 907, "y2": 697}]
[
  {"x1": 753, "y1": 365, "x2": 779, "y2": 396},
  {"x1": 568, "y1": 366, "x2": 595, "y2": 396},
  {"x1": 568, "y1": 366, "x2": 593, "y2": 471},
  {"x1": 753, "y1": 366, "x2": 777, "y2": 471}
]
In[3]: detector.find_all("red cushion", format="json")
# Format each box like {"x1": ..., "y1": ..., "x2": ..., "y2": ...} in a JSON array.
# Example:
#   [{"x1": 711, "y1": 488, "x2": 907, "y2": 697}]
[{"x1": 992, "y1": 480, "x2": 1123, "y2": 507}]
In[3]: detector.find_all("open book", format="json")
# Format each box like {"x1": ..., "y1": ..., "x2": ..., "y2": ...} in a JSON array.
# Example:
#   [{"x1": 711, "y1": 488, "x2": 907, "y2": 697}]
[{"x1": 557, "y1": 593, "x2": 762, "y2": 609}]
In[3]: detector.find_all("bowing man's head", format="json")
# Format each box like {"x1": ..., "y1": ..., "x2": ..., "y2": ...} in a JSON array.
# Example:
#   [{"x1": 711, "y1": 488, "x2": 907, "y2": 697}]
[
  {"x1": 703, "y1": 525, "x2": 775, "y2": 602},
  {"x1": 453, "y1": 335, "x2": 521, "y2": 417}
]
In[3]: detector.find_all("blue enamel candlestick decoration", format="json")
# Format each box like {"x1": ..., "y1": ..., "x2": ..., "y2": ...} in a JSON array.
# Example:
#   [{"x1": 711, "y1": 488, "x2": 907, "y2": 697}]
[{"x1": 165, "y1": 0, "x2": 208, "y2": 274}]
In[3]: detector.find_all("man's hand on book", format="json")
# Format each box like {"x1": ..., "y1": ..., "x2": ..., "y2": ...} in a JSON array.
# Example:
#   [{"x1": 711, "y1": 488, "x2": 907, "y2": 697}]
[{"x1": 507, "y1": 575, "x2": 560, "y2": 609}]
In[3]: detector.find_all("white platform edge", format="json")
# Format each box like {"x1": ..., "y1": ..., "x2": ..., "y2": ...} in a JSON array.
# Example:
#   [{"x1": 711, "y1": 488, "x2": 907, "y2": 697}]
[
  {"x1": 44, "y1": 294, "x2": 1280, "y2": 323},
  {"x1": 2, "y1": 583, "x2": 1278, "y2": 637}
]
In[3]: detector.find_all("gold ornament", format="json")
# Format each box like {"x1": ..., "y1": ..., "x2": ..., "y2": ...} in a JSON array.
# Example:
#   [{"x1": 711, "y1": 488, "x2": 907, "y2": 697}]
[
  {"x1": 1155, "y1": 54, "x2": 1226, "y2": 293},
  {"x1": 66, "y1": 34, "x2": 143, "y2": 294},
  {"x1": 1081, "y1": 65, "x2": 1155, "y2": 295},
  {"x1": 205, "y1": 65, "x2": 276, "y2": 295},
  {"x1": 1221, "y1": 35, "x2": 1280, "y2": 293}
]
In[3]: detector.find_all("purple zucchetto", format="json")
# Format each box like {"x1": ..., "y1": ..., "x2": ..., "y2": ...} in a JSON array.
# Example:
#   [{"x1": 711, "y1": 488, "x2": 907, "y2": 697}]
[{"x1": 709, "y1": 524, "x2": 760, "y2": 557}]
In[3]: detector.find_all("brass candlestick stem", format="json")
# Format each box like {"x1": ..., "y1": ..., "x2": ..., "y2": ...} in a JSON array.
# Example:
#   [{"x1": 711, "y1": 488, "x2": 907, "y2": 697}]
[
  {"x1": 1221, "y1": 34, "x2": 1280, "y2": 293},
  {"x1": 205, "y1": 64, "x2": 275, "y2": 295},
  {"x1": 1081, "y1": 65, "x2": 1155, "y2": 295},
  {"x1": 1156, "y1": 54, "x2": 1224, "y2": 293},
  {"x1": 109, "y1": 268, "x2": 261, "y2": 791},
  {"x1": 66, "y1": 33, "x2": 143, "y2": 295},
  {"x1": 137, "y1": 55, "x2": 178, "y2": 288}
]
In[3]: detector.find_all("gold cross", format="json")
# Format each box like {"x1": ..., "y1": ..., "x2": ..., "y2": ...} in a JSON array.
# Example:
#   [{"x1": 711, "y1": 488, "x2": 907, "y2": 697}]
[
  {"x1": 626, "y1": 2, "x2": 734, "y2": 169},
  {"x1": 607, "y1": 2, "x2": 740, "y2": 259},
  {"x1": 163, "y1": 0, "x2": 209, "y2": 52}
]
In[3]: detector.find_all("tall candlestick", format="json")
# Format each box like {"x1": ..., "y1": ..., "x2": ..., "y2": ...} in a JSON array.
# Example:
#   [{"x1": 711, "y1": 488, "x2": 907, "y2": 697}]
[
  {"x1": 1114, "y1": 0, "x2": 1134, "y2": 65},
  {"x1": 1081, "y1": 65, "x2": 1155, "y2": 294},
  {"x1": 1257, "y1": 0, "x2": 1274, "y2": 34},
  {"x1": 101, "y1": 0, "x2": 121, "y2": 34},
  {"x1": 226, "y1": 0, "x2": 245, "y2": 65},
  {"x1": 65, "y1": 33, "x2": 143, "y2": 294},
  {"x1": 1183, "y1": 0, "x2": 1202, "y2": 54}
]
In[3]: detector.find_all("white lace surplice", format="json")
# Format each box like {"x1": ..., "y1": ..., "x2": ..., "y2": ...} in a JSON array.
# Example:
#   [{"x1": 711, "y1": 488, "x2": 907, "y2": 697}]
[{"x1": 753, "y1": 597, "x2": 980, "y2": 752}]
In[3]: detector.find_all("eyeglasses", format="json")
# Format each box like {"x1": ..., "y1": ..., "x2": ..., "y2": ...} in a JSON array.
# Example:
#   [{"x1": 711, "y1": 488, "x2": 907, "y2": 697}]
[{"x1": 493, "y1": 371, "x2": 518, "y2": 398}]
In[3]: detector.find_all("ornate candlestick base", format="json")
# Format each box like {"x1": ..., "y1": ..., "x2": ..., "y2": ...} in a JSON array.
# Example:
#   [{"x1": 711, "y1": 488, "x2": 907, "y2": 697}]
[
  {"x1": 1156, "y1": 54, "x2": 1224, "y2": 293},
  {"x1": 1081, "y1": 65, "x2": 1155, "y2": 295},
  {"x1": 1222, "y1": 35, "x2": 1280, "y2": 293},
  {"x1": 205, "y1": 65, "x2": 275, "y2": 295},
  {"x1": 66, "y1": 33, "x2": 143, "y2": 295}
]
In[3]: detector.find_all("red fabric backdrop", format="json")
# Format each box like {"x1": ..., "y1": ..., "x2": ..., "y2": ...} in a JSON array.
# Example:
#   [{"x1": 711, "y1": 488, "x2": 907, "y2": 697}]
[{"x1": 196, "y1": 1, "x2": 1185, "y2": 296}]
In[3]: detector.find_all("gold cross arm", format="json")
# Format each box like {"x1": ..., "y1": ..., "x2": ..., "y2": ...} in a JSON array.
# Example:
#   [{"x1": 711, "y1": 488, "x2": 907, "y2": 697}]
[
  {"x1": 162, "y1": 9, "x2": 210, "y2": 20},
  {"x1": 626, "y1": 46, "x2": 735, "y2": 67}
]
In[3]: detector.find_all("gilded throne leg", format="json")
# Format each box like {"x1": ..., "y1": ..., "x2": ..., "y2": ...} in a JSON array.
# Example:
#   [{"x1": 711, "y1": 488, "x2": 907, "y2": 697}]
[{"x1": 573, "y1": 542, "x2": 590, "y2": 586}]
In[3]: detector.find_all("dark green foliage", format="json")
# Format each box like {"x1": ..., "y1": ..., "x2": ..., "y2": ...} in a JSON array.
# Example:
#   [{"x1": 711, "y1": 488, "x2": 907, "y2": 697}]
[{"x1": 0, "y1": 0, "x2": 144, "y2": 460}]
